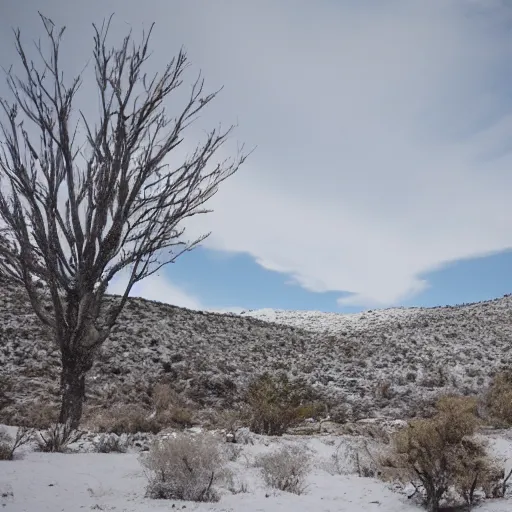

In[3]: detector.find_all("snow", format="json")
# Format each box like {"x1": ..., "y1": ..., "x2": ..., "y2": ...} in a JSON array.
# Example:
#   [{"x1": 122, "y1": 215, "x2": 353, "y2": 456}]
[
  {"x1": 1, "y1": 429, "x2": 512, "y2": 512},
  {"x1": 242, "y1": 304, "x2": 451, "y2": 335},
  {"x1": 4, "y1": 275, "x2": 512, "y2": 424}
]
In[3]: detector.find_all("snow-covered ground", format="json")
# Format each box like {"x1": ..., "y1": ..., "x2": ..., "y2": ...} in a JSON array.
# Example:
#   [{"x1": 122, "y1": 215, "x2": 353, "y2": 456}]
[{"x1": 1, "y1": 427, "x2": 512, "y2": 512}]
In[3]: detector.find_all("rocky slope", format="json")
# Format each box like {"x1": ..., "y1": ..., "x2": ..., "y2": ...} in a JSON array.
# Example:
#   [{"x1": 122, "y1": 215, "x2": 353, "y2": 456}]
[{"x1": 1, "y1": 275, "x2": 512, "y2": 424}]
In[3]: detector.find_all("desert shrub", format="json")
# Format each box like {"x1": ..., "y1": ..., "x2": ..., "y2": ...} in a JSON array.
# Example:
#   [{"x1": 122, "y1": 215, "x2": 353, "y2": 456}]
[
  {"x1": 35, "y1": 423, "x2": 82, "y2": 453},
  {"x1": 187, "y1": 375, "x2": 238, "y2": 405},
  {"x1": 0, "y1": 375, "x2": 13, "y2": 411},
  {"x1": 151, "y1": 383, "x2": 180, "y2": 413},
  {"x1": 376, "y1": 380, "x2": 394, "y2": 400},
  {"x1": 246, "y1": 372, "x2": 325, "y2": 436},
  {"x1": 0, "y1": 441, "x2": 10, "y2": 460},
  {"x1": 85, "y1": 405, "x2": 155, "y2": 434},
  {"x1": 7, "y1": 400, "x2": 59, "y2": 429},
  {"x1": 226, "y1": 475, "x2": 249, "y2": 494},
  {"x1": 86, "y1": 402, "x2": 193, "y2": 434},
  {"x1": 207, "y1": 408, "x2": 248, "y2": 433},
  {"x1": 140, "y1": 433, "x2": 228, "y2": 502},
  {"x1": 157, "y1": 406, "x2": 193, "y2": 430},
  {"x1": 381, "y1": 395, "x2": 503, "y2": 511},
  {"x1": 0, "y1": 426, "x2": 34, "y2": 460},
  {"x1": 92, "y1": 433, "x2": 128, "y2": 453},
  {"x1": 255, "y1": 445, "x2": 310, "y2": 495},
  {"x1": 331, "y1": 439, "x2": 379, "y2": 477},
  {"x1": 224, "y1": 443, "x2": 243, "y2": 461},
  {"x1": 486, "y1": 371, "x2": 512, "y2": 426}
]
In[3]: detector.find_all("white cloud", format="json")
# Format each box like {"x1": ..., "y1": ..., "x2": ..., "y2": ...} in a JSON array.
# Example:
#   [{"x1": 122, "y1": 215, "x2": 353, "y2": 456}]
[
  {"x1": 108, "y1": 272, "x2": 244, "y2": 313},
  {"x1": 108, "y1": 273, "x2": 202, "y2": 310},
  {"x1": 4, "y1": 1, "x2": 512, "y2": 308},
  {"x1": 180, "y1": 0, "x2": 512, "y2": 307}
]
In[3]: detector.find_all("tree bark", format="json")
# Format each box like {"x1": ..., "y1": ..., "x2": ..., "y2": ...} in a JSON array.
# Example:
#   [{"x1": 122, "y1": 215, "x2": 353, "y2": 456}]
[{"x1": 58, "y1": 353, "x2": 86, "y2": 429}]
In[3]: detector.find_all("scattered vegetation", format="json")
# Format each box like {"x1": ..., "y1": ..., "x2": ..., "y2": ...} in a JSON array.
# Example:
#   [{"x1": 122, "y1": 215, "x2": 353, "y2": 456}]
[
  {"x1": 255, "y1": 445, "x2": 311, "y2": 495},
  {"x1": 4, "y1": 272, "x2": 512, "y2": 426},
  {"x1": 140, "y1": 433, "x2": 229, "y2": 502}
]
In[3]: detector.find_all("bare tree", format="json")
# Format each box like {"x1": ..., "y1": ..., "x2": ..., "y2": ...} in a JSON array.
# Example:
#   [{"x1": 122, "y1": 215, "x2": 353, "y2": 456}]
[{"x1": 0, "y1": 14, "x2": 247, "y2": 428}]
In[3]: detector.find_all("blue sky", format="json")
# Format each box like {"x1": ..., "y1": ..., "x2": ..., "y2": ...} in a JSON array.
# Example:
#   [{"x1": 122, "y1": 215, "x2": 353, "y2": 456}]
[
  {"x1": 2, "y1": 1, "x2": 512, "y2": 313},
  {"x1": 155, "y1": 247, "x2": 512, "y2": 313}
]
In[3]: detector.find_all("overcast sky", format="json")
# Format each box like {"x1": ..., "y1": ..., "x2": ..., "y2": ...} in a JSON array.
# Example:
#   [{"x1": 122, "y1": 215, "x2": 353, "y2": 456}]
[{"x1": 2, "y1": 1, "x2": 512, "y2": 312}]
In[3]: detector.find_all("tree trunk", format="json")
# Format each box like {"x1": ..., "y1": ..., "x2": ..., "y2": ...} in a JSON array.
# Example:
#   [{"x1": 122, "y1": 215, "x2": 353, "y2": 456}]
[{"x1": 58, "y1": 354, "x2": 86, "y2": 429}]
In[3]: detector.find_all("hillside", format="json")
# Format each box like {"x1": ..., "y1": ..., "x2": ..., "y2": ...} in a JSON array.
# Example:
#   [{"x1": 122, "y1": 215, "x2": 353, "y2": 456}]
[{"x1": 1, "y1": 275, "x2": 512, "y2": 424}]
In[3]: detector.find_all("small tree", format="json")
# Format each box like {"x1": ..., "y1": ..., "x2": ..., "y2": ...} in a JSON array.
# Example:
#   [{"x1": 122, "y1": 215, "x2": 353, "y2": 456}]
[{"x1": 0, "y1": 14, "x2": 247, "y2": 428}]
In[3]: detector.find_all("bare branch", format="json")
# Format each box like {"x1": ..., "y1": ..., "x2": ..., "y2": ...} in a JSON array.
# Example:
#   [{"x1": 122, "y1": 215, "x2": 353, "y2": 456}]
[{"x1": 0, "y1": 14, "x2": 247, "y2": 426}]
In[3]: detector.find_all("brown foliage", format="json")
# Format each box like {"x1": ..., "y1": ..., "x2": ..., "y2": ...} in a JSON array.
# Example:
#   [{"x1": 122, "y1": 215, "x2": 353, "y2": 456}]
[
  {"x1": 486, "y1": 371, "x2": 512, "y2": 426},
  {"x1": 245, "y1": 372, "x2": 325, "y2": 436},
  {"x1": 86, "y1": 397, "x2": 194, "y2": 435},
  {"x1": 381, "y1": 396, "x2": 503, "y2": 511}
]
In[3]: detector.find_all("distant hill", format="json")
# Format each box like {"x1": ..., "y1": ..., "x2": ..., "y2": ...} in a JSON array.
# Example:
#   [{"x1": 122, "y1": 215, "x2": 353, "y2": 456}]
[{"x1": 1, "y1": 274, "x2": 512, "y2": 424}]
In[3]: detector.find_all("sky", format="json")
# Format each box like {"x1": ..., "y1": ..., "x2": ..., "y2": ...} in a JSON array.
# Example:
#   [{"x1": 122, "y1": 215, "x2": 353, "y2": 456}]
[{"x1": 1, "y1": 0, "x2": 512, "y2": 313}]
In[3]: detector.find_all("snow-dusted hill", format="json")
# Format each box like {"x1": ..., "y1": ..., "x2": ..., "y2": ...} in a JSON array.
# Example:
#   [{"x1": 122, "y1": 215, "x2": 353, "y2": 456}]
[
  {"x1": 240, "y1": 306, "x2": 422, "y2": 334},
  {"x1": 2, "y1": 272, "x2": 512, "y2": 424}
]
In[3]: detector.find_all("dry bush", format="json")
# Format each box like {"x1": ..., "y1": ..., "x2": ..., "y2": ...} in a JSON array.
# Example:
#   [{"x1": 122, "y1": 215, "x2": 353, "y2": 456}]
[
  {"x1": 0, "y1": 375, "x2": 13, "y2": 411},
  {"x1": 140, "y1": 433, "x2": 229, "y2": 502},
  {"x1": 207, "y1": 408, "x2": 248, "y2": 434},
  {"x1": 331, "y1": 439, "x2": 379, "y2": 477},
  {"x1": 226, "y1": 475, "x2": 249, "y2": 494},
  {"x1": 0, "y1": 441, "x2": 10, "y2": 460},
  {"x1": 0, "y1": 426, "x2": 34, "y2": 460},
  {"x1": 7, "y1": 400, "x2": 59, "y2": 429},
  {"x1": 381, "y1": 395, "x2": 504, "y2": 511},
  {"x1": 85, "y1": 401, "x2": 193, "y2": 434},
  {"x1": 85, "y1": 405, "x2": 156, "y2": 434},
  {"x1": 151, "y1": 383, "x2": 181, "y2": 413},
  {"x1": 35, "y1": 423, "x2": 82, "y2": 453},
  {"x1": 376, "y1": 380, "x2": 395, "y2": 400},
  {"x1": 486, "y1": 371, "x2": 512, "y2": 426},
  {"x1": 255, "y1": 445, "x2": 311, "y2": 495},
  {"x1": 92, "y1": 433, "x2": 128, "y2": 453},
  {"x1": 246, "y1": 373, "x2": 325, "y2": 436}
]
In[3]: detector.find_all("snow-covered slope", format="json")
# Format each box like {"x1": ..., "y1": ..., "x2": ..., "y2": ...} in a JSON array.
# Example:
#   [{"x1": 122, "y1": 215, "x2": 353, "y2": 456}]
[
  {"x1": 2, "y1": 272, "x2": 512, "y2": 424},
  {"x1": 240, "y1": 306, "x2": 422, "y2": 334}
]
